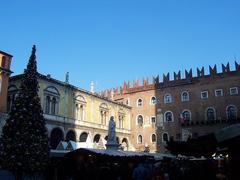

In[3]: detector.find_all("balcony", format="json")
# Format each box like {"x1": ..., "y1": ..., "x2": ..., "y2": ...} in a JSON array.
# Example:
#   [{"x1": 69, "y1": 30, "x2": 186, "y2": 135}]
[
  {"x1": 180, "y1": 119, "x2": 240, "y2": 127},
  {"x1": 44, "y1": 114, "x2": 131, "y2": 134}
]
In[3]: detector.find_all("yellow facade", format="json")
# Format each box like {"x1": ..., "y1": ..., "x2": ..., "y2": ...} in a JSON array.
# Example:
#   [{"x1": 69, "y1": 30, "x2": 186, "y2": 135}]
[{"x1": 8, "y1": 73, "x2": 133, "y2": 150}]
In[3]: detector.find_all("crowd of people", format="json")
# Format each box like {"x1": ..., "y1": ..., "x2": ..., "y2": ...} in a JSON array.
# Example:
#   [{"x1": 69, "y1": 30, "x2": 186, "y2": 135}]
[
  {"x1": 133, "y1": 158, "x2": 218, "y2": 180},
  {"x1": 59, "y1": 156, "x2": 229, "y2": 180}
]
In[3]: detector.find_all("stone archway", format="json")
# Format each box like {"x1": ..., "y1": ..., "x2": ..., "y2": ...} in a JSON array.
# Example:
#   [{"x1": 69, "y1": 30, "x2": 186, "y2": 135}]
[
  {"x1": 66, "y1": 130, "x2": 76, "y2": 142},
  {"x1": 79, "y1": 132, "x2": 88, "y2": 142},
  {"x1": 50, "y1": 127, "x2": 64, "y2": 149},
  {"x1": 122, "y1": 138, "x2": 129, "y2": 151},
  {"x1": 93, "y1": 134, "x2": 101, "y2": 143}
]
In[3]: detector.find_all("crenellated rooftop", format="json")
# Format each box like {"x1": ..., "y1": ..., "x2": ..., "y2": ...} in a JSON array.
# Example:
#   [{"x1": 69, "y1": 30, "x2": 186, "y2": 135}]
[{"x1": 98, "y1": 62, "x2": 240, "y2": 98}]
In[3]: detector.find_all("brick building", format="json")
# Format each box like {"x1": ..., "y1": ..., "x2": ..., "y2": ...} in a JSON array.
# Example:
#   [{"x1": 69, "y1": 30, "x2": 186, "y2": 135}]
[
  {"x1": 101, "y1": 63, "x2": 240, "y2": 152},
  {"x1": 1, "y1": 48, "x2": 240, "y2": 153},
  {"x1": 0, "y1": 51, "x2": 13, "y2": 134}
]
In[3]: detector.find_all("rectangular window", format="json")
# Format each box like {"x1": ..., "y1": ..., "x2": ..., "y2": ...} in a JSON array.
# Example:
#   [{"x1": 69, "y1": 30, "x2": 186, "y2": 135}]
[
  {"x1": 230, "y1": 87, "x2": 238, "y2": 95},
  {"x1": 151, "y1": 116, "x2": 156, "y2": 124},
  {"x1": 215, "y1": 89, "x2": 223, "y2": 97},
  {"x1": 201, "y1": 91, "x2": 208, "y2": 99}
]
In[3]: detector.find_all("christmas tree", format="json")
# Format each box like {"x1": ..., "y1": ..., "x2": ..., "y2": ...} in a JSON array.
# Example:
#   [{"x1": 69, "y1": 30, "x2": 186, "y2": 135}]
[{"x1": 1, "y1": 45, "x2": 49, "y2": 177}]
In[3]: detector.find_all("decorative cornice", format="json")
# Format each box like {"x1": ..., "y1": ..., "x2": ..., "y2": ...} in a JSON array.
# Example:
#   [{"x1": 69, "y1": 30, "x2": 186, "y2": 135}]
[
  {"x1": 0, "y1": 50, "x2": 13, "y2": 57},
  {"x1": 10, "y1": 73, "x2": 131, "y2": 109}
]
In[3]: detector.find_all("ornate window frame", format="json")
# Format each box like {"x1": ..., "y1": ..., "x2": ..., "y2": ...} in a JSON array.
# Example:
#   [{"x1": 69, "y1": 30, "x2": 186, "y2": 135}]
[
  {"x1": 182, "y1": 109, "x2": 192, "y2": 122},
  {"x1": 137, "y1": 98, "x2": 143, "y2": 107},
  {"x1": 99, "y1": 103, "x2": 109, "y2": 125},
  {"x1": 136, "y1": 114, "x2": 144, "y2": 126},
  {"x1": 226, "y1": 105, "x2": 237, "y2": 121},
  {"x1": 164, "y1": 111, "x2": 174, "y2": 122},
  {"x1": 164, "y1": 93, "x2": 172, "y2": 104},
  {"x1": 137, "y1": 134, "x2": 143, "y2": 144},
  {"x1": 162, "y1": 132, "x2": 169, "y2": 142},
  {"x1": 151, "y1": 134, "x2": 157, "y2": 143},
  {"x1": 181, "y1": 91, "x2": 189, "y2": 102},
  {"x1": 150, "y1": 96, "x2": 157, "y2": 105},
  {"x1": 74, "y1": 95, "x2": 86, "y2": 121},
  {"x1": 205, "y1": 107, "x2": 216, "y2": 121},
  {"x1": 43, "y1": 86, "x2": 60, "y2": 115}
]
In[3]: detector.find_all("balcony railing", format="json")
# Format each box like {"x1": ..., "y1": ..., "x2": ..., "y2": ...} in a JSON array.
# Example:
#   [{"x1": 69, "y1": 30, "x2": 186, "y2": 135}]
[
  {"x1": 43, "y1": 113, "x2": 131, "y2": 134},
  {"x1": 180, "y1": 119, "x2": 240, "y2": 127}
]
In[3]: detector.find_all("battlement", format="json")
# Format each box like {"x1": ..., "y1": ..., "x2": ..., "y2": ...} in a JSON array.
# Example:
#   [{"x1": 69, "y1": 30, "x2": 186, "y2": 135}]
[{"x1": 98, "y1": 62, "x2": 240, "y2": 98}]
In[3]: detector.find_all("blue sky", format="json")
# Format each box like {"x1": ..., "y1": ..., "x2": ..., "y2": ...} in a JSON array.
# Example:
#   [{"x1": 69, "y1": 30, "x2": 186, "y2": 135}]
[{"x1": 1, "y1": 0, "x2": 240, "y2": 91}]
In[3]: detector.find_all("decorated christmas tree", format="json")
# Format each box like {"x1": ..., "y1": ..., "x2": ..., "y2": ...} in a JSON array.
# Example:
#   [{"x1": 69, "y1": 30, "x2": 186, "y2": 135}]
[{"x1": 1, "y1": 45, "x2": 49, "y2": 177}]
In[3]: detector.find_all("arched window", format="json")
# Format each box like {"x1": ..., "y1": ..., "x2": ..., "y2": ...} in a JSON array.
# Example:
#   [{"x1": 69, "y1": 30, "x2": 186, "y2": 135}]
[
  {"x1": 164, "y1": 111, "x2": 174, "y2": 122},
  {"x1": 164, "y1": 94, "x2": 172, "y2": 104},
  {"x1": 206, "y1": 107, "x2": 216, "y2": 121},
  {"x1": 66, "y1": 130, "x2": 76, "y2": 142},
  {"x1": 151, "y1": 134, "x2": 156, "y2": 143},
  {"x1": 44, "y1": 86, "x2": 60, "y2": 115},
  {"x1": 162, "y1": 133, "x2": 169, "y2": 142},
  {"x1": 118, "y1": 113, "x2": 124, "y2": 129},
  {"x1": 75, "y1": 95, "x2": 86, "y2": 121},
  {"x1": 45, "y1": 96, "x2": 50, "y2": 114},
  {"x1": 137, "y1": 115, "x2": 144, "y2": 126},
  {"x1": 93, "y1": 134, "x2": 101, "y2": 143},
  {"x1": 181, "y1": 91, "x2": 189, "y2": 102},
  {"x1": 182, "y1": 110, "x2": 191, "y2": 122},
  {"x1": 100, "y1": 110, "x2": 107, "y2": 125},
  {"x1": 75, "y1": 104, "x2": 79, "y2": 119},
  {"x1": 137, "y1": 98, "x2": 143, "y2": 107},
  {"x1": 1, "y1": 56, "x2": 6, "y2": 68},
  {"x1": 226, "y1": 105, "x2": 237, "y2": 121},
  {"x1": 79, "y1": 105, "x2": 84, "y2": 121},
  {"x1": 150, "y1": 96, "x2": 157, "y2": 105},
  {"x1": 99, "y1": 103, "x2": 108, "y2": 125},
  {"x1": 122, "y1": 138, "x2": 129, "y2": 151},
  {"x1": 137, "y1": 99, "x2": 143, "y2": 107},
  {"x1": 75, "y1": 104, "x2": 85, "y2": 120},
  {"x1": 137, "y1": 135, "x2": 143, "y2": 144},
  {"x1": 100, "y1": 110, "x2": 104, "y2": 124},
  {"x1": 80, "y1": 132, "x2": 88, "y2": 142},
  {"x1": 51, "y1": 97, "x2": 57, "y2": 115}
]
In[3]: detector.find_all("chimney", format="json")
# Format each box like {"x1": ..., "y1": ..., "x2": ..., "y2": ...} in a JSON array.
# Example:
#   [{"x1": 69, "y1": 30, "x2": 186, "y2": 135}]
[{"x1": 90, "y1": 81, "x2": 94, "y2": 93}]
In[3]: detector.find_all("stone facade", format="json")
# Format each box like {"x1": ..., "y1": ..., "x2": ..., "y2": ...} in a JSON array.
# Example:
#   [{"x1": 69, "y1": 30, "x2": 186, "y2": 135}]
[
  {"x1": 8, "y1": 74, "x2": 132, "y2": 150},
  {"x1": 102, "y1": 63, "x2": 240, "y2": 152}
]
